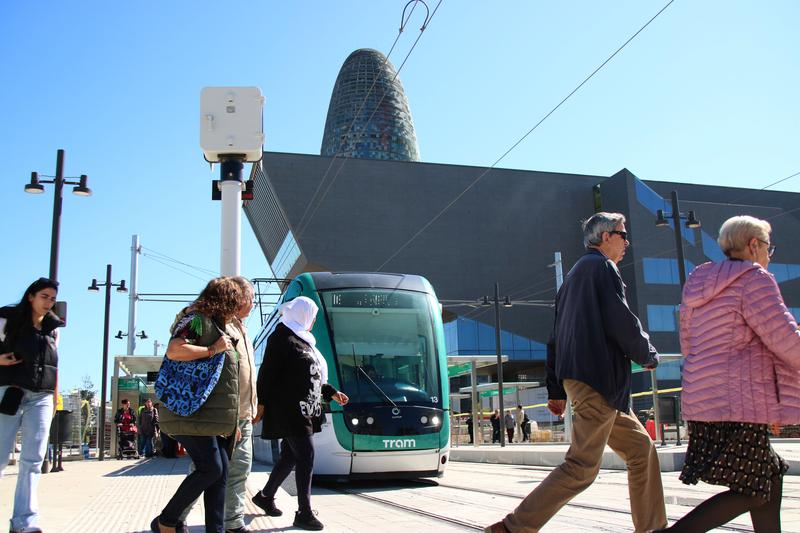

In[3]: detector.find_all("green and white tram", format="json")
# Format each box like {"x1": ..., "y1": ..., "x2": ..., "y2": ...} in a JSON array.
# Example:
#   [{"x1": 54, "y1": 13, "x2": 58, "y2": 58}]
[{"x1": 252, "y1": 272, "x2": 450, "y2": 479}]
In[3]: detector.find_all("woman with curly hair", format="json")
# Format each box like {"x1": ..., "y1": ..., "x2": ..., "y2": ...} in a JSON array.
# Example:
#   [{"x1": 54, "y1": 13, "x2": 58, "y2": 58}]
[{"x1": 152, "y1": 277, "x2": 242, "y2": 533}]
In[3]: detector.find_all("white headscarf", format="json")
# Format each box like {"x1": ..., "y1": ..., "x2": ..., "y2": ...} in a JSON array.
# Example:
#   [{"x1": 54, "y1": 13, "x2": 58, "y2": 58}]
[{"x1": 278, "y1": 296, "x2": 328, "y2": 383}]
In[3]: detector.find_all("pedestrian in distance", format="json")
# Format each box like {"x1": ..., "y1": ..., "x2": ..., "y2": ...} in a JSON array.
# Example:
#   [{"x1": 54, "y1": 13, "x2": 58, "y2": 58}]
[
  {"x1": 251, "y1": 296, "x2": 349, "y2": 531},
  {"x1": 177, "y1": 276, "x2": 259, "y2": 533},
  {"x1": 465, "y1": 413, "x2": 474, "y2": 444},
  {"x1": 152, "y1": 277, "x2": 242, "y2": 533},
  {"x1": 489, "y1": 409, "x2": 501, "y2": 443},
  {"x1": 486, "y1": 212, "x2": 666, "y2": 533},
  {"x1": 504, "y1": 410, "x2": 515, "y2": 443},
  {"x1": 515, "y1": 405, "x2": 524, "y2": 443},
  {"x1": 654, "y1": 216, "x2": 800, "y2": 532},
  {"x1": 137, "y1": 398, "x2": 159, "y2": 458},
  {"x1": 0, "y1": 277, "x2": 62, "y2": 533},
  {"x1": 521, "y1": 412, "x2": 531, "y2": 443}
]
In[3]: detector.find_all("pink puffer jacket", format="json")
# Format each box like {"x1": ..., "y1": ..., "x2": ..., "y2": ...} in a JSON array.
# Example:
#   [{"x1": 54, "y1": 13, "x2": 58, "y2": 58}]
[{"x1": 680, "y1": 260, "x2": 800, "y2": 424}]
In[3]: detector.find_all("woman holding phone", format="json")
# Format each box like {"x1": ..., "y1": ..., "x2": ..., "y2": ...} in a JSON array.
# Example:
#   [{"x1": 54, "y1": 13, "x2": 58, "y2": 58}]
[{"x1": 0, "y1": 277, "x2": 63, "y2": 533}]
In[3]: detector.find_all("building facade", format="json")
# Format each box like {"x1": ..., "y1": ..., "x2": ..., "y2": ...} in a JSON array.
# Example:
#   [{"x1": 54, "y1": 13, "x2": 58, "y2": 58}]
[{"x1": 243, "y1": 152, "x2": 800, "y2": 410}]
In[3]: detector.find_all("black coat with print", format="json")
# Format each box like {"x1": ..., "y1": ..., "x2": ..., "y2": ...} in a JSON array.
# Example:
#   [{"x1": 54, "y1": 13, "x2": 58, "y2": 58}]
[{"x1": 257, "y1": 323, "x2": 337, "y2": 439}]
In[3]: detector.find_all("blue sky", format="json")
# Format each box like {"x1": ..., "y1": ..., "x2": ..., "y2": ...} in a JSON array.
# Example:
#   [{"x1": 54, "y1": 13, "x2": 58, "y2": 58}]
[{"x1": 1, "y1": 1, "x2": 798, "y2": 393}]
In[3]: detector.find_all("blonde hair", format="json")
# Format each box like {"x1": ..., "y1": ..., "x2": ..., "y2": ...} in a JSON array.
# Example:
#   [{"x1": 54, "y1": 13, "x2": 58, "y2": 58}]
[{"x1": 717, "y1": 215, "x2": 771, "y2": 258}]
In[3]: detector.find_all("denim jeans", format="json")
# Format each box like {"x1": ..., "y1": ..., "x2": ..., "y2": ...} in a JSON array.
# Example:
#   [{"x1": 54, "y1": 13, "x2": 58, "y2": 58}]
[
  {"x1": 0, "y1": 385, "x2": 54, "y2": 532},
  {"x1": 160, "y1": 435, "x2": 229, "y2": 533},
  {"x1": 261, "y1": 434, "x2": 315, "y2": 513},
  {"x1": 139, "y1": 434, "x2": 154, "y2": 457},
  {"x1": 178, "y1": 420, "x2": 253, "y2": 529}
]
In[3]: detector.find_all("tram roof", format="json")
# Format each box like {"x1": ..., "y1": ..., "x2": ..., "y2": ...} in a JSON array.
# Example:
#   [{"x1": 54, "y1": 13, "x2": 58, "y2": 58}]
[{"x1": 307, "y1": 272, "x2": 433, "y2": 294}]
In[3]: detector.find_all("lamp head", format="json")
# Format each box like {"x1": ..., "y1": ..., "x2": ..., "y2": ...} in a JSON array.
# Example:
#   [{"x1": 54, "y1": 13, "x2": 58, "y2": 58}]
[
  {"x1": 481, "y1": 296, "x2": 492, "y2": 307},
  {"x1": 72, "y1": 175, "x2": 92, "y2": 197},
  {"x1": 117, "y1": 280, "x2": 128, "y2": 293},
  {"x1": 138, "y1": 330, "x2": 148, "y2": 340},
  {"x1": 24, "y1": 172, "x2": 44, "y2": 194},
  {"x1": 502, "y1": 296, "x2": 513, "y2": 308},
  {"x1": 655, "y1": 209, "x2": 669, "y2": 227},
  {"x1": 88, "y1": 279, "x2": 99, "y2": 292},
  {"x1": 114, "y1": 330, "x2": 124, "y2": 339},
  {"x1": 685, "y1": 210, "x2": 701, "y2": 229}
]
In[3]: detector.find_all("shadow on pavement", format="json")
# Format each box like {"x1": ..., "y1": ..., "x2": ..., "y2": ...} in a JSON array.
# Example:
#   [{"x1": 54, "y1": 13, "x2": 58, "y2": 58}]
[{"x1": 103, "y1": 456, "x2": 190, "y2": 477}]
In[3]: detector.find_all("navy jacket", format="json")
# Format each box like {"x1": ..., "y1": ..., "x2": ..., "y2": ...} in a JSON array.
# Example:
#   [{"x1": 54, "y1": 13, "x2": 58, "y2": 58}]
[{"x1": 546, "y1": 249, "x2": 658, "y2": 412}]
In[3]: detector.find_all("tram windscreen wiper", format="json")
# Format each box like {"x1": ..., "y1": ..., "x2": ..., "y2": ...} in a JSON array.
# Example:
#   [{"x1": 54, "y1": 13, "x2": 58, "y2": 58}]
[{"x1": 355, "y1": 364, "x2": 397, "y2": 408}]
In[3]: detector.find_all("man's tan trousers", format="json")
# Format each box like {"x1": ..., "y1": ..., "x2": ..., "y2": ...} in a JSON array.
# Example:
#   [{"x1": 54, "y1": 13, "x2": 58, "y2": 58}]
[{"x1": 503, "y1": 379, "x2": 667, "y2": 532}]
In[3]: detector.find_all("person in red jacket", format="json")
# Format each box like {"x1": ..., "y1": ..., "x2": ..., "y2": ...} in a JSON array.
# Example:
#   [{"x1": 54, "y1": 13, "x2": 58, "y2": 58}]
[{"x1": 656, "y1": 215, "x2": 800, "y2": 532}]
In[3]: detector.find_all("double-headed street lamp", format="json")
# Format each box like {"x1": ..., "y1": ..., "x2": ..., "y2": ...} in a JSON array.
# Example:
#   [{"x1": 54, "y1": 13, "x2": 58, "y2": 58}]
[
  {"x1": 442, "y1": 287, "x2": 553, "y2": 448},
  {"x1": 655, "y1": 190, "x2": 701, "y2": 287},
  {"x1": 24, "y1": 149, "x2": 91, "y2": 282},
  {"x1": 115, "y1": 330, "x2": 148, "y2": 341},
  {"x1": 88, "y1": 265, "x2": 127, "y2": 461},
  {"x1": 653, "y1": 190, "x2": 701, "y2": 443}
]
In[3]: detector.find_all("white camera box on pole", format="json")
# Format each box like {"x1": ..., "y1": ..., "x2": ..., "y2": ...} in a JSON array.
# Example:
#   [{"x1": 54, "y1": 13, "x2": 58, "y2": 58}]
[
  {"x1": 200, "y1": 86, "x2": 264, "y2": 277},
  {"x1": 200, "y1": 87, "x2": 264, "y2": 162}
]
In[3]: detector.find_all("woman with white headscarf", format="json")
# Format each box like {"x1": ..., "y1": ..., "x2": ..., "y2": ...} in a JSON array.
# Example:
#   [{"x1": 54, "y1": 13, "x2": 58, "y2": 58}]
[{"x1": 251, "y1": 296, "x2": 348, "y2": 531}]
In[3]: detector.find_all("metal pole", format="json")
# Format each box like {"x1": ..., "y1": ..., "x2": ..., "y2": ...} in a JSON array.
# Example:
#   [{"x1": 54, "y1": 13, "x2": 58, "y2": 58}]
[
  {"x1": 554, "y1": 251, "x2": 572, "y2": 443},
  {"x1": 153, "y1": 340, "x2": 159, "y2": 356},
  {"x1": 219, "y1": 158, "x2": 243, "y2": 276},
  {"x1": 671, "y1": 191, "x2": 688, "y2": 287},
  {"x1": 49, "y1": 149, "x2": 65, "y2": 281},
  {"x1": 494, "y1": 282, "x2": 506, "y2": 447},
  {"x1": 471, "y1": 360, "x2": 480, "y2": 447},
  {"x1": 98, "y1": 264, "x2": 112, "y2": 461},
  {"x1": 127, "y1": 235, "x2": 140, "y2": 354}
]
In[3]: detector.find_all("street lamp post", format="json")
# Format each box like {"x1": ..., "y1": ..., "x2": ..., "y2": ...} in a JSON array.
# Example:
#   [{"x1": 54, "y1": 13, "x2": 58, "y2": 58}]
[
  {"x1": 88, "y1": 265, "x2": 127, "y2": 461},
  {"x1": 653, "y1": 190, "x2": 700, "y2": 443},
  {"x1": 25, "y1": 149, "x2": 92, "y2": 281}
]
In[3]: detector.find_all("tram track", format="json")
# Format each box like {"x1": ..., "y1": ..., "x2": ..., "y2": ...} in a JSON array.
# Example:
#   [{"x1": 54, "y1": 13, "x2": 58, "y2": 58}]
[
  {"x1": 326, "y1": 484, "x2": 485, "y2": 531},
  {"x1": 426, "y1": 480, "x2": 756, "y2": 532}
]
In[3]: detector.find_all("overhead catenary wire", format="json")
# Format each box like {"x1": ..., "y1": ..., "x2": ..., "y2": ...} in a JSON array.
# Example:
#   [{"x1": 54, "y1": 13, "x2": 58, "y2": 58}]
[
  {"x1": 141, "y1": 246, "x2": 218, "y2": 277},
  {"x1": 141, "y1": 253, "x2": 209, "y2": 283},
  {"x1": 375, "y1": 0, "x2": 675, "y2": 272},
  {"x1": 296, "y1": 0, "x2": 443, "y2": 238}
]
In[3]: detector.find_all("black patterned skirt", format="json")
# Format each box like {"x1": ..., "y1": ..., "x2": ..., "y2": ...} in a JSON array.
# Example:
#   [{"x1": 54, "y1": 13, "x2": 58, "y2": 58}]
[{"x1": 679, "y1": 421, "x2": 788, "y2": 501}]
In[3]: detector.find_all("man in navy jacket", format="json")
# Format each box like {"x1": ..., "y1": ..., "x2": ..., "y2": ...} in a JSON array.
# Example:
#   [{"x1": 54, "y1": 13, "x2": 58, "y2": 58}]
[{"x1": 486, "y1": 212, "x2": 667, "y2": 533}]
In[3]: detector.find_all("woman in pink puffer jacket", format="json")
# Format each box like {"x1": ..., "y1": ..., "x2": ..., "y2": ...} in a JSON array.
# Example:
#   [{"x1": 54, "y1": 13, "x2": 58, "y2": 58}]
[{"x1": 656, "y1": 215, "x2": 800, "y2": 533}]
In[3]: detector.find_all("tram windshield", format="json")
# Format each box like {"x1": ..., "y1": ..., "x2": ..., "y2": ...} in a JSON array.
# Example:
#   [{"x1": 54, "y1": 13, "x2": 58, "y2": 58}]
[{"x1": 321, "y1": 288, "x2": 442, "y2": 407}]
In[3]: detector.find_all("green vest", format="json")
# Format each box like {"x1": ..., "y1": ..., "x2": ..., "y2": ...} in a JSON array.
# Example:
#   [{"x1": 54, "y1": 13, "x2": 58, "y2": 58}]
[{"x1": 159, "y1": 312, "x2": 239, "y2": 437}]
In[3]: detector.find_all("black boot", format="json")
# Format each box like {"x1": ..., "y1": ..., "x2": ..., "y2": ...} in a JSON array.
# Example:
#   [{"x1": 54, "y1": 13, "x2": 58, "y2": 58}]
[
  {"x1": 252, "y1": 492, "x2": 283, "y2": 517},
  {"x1": 293, "y1": 510, "x2": 324, "y2": 531}
]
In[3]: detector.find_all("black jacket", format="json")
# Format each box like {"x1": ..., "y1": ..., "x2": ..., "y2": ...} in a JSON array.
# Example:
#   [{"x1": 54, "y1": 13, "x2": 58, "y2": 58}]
[
  {"x1": 257, "y1": 323, "x2": 337, "y2": 439},
  {"x1": 546, "y1": 249, "x2": 658, "y2": 412},
  {"x1": 0, "y1": 305, "x2": 63, "y2": 392}
]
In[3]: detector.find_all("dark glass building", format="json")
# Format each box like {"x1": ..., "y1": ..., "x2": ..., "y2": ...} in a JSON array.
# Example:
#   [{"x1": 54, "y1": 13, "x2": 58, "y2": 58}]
[
  {"x1": 243, "y1": 153, "x2": 800, "y2": 416},
  {"x1": 320, "y1": 48, "x2": 420, "y2": 161}
]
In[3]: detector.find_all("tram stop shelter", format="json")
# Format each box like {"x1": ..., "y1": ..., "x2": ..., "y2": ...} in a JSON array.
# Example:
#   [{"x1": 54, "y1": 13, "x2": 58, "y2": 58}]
[
  {"x1": 109, "y1": 356, "x2": 162, "y2": 457},
  {"x1": 447, "y1": 355, "x2": 542, "y2": 447},
  {"x1": 632, "y1": 353, "x2": 685, "y2": 444}
]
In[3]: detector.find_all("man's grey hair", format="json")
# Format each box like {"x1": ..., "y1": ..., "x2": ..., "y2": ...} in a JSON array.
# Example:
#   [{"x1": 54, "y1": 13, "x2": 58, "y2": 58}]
[{"x1": 582, "y1": 212, "x2": 626, "y2": 248}]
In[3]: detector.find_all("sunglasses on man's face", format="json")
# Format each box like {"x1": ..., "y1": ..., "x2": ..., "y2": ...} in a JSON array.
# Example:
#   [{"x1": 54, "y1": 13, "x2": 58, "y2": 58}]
[{"x1": 609, "y1": 230, "x2": 628, "y2": 241}]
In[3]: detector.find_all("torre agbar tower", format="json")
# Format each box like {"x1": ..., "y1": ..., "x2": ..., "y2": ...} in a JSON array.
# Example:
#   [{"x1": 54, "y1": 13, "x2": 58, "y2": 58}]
[{"x1": 320, "y1": 48, "x2": 420, "y2": 161}]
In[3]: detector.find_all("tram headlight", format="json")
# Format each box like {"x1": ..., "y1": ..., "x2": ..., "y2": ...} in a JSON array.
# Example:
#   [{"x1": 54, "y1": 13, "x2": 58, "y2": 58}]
[
  {"x1": 420, "y1": 416, "x2": 428, "y2": 424},
  {"x1": 351, "y1": 418, "x2": 359, "y2": 426},
  {"x1": 366, "y1": 416, "x2": 374, "y2": 425},
  {"x1": 431, "y1": 415, "x2": 440, "y2": 426}
]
